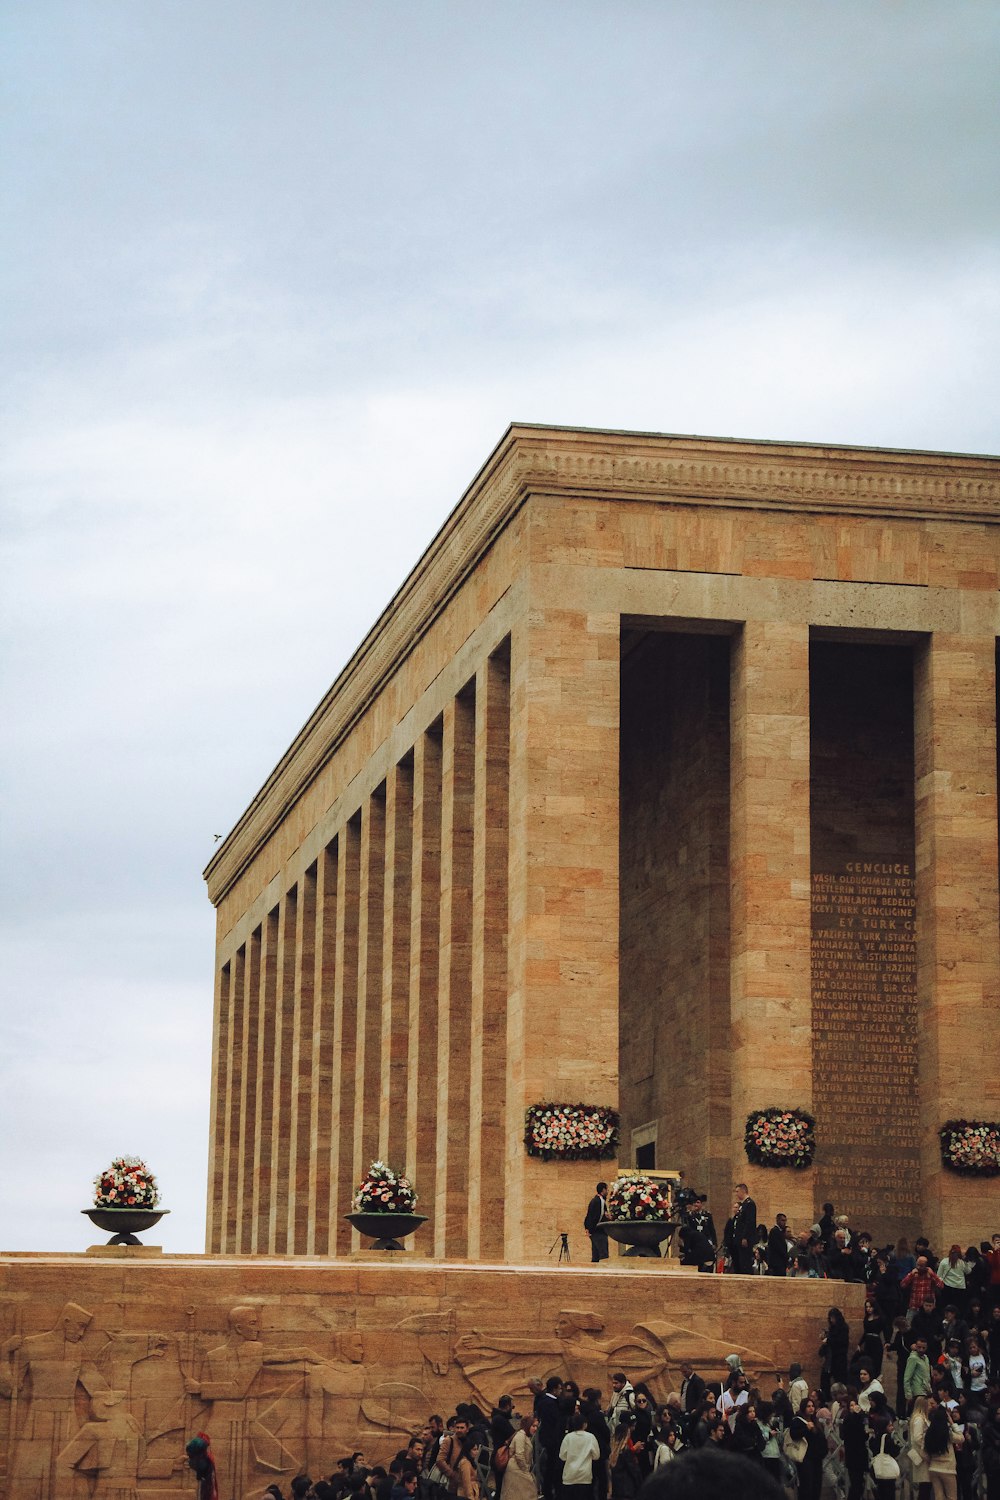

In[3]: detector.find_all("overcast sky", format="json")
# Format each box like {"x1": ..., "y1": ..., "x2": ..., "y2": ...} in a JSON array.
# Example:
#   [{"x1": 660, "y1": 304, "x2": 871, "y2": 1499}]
[{"x1": 2, "y1": 1, "x2": 998, "y2": 1254}]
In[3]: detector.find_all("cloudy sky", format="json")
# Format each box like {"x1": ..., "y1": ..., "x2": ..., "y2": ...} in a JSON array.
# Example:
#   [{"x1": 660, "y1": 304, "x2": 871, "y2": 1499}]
[{"x1": 2, "y1": 1, "x2": 998, "y2": 1253}]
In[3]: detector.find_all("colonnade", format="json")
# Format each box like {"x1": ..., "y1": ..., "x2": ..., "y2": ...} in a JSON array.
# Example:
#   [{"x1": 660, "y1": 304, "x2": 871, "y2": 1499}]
[{"x1": 207, "y1": 642, "x2": 511, "y2": 1259}]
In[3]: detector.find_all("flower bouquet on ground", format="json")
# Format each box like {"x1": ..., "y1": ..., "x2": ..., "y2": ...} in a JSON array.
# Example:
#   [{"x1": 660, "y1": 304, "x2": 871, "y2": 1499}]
[
  {"x1": 347, "y1": 1161, "x2": 425, "y2": 1251},
  {"x1": 351, "y1": 1160, "x2": 417, "y2": 1213},
  {"x1": 606, "y1": 1173, "x2": 673, "y2": 1221},
  {"x1": 93, "y1": 1156, "x2": 161, "y2": 1208},
  {"x1": 938, "y1": 1120, "x2": 1000, "y2": 1176},
  {"x1": 744, "y1": 1108, "x2": 816, "y2": 1168},
  {"x1": 524, "y1": 1103, "x2": 619, "y2": 1160}
]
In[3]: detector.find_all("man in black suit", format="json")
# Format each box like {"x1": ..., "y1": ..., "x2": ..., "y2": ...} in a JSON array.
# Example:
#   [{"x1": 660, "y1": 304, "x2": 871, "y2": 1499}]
[
  {"x1": 765, "y1": 1213, "x2": 789, "y2": 1277},
  {"x1": 733, "y1": 1182, "x2": 757, "y2": 1275},
  {"x1": 679, "y1": 1362, "x2": 706, "y2": 1414},
  {"x1": 584, "y1": 1181, "x2": 609, "y2": 1263}
]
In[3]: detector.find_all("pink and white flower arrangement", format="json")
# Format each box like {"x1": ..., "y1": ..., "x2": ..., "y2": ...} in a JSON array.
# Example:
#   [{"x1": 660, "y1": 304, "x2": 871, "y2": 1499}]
[
  {"x1": 352, "y1": 1160, "x2": 418, "y2": 1213},
  {"x1": 744, "y1": 1108, "x2": 816, "y2": 1169},
  {"x1": 606, "y1": 1173, "x2": 672, "y2": 1222},
  {"x1": 93, "y1": 1156, "x2": 161, "y2": 1208},
  {"x1": 524, "y1": 1103, "x2": 619, "y2": 1161},
  {"x1": 939, "y1": 1120, "x2": 1000, "y2": 1177}
]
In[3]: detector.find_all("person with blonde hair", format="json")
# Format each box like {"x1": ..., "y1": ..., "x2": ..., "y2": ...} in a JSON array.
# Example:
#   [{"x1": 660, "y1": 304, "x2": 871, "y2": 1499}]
[{"x1": 908, "y1": 1394, "x2": 932, "y2": 1500}]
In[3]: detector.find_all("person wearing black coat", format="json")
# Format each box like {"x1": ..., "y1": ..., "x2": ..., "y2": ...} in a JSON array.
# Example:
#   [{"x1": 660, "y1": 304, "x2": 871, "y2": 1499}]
[
  {"x1": 841, "y1": 1402, "x2": 869, "y2": 1500},
  {"x1": 733, "y1": 1186, "x2": 757, "y2": 1275},
  {"x1": 818, "y1": 1308, "x2": 850, "y2": 1402},
  {"x1": 765, "y1": 1216, "x2": 789, "y2": 1277}
]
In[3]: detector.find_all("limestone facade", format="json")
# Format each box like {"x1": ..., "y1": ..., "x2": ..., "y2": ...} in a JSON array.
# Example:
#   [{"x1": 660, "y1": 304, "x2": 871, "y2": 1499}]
[{"x1": 203, "y1": 426, "x2": 1000, "y2": 1261}]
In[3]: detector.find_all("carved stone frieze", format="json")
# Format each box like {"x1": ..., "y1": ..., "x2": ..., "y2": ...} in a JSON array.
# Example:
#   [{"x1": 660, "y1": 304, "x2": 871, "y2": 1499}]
[{"x1": 0, "y1": 1256, "x2": 866, "y2": 1500}]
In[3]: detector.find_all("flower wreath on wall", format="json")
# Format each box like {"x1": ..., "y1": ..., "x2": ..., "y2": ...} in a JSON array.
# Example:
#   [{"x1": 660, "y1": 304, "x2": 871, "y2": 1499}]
[
  {"x1": 744, "y1": 1107, "x2": 816, "y2": 1169},
  {"x1": 93, "y1": 1156, "x2": 161, "y2": 1208},
  {"x1": 938, "y1": 1120, "x2": 1000, "y2": 1177},
  {"x1": 524, "y1": 1103, "x2": 619, "y2": 1161},
  {"x1": 606, "y1": 1173, "x2": 672, "y2": 1221}
]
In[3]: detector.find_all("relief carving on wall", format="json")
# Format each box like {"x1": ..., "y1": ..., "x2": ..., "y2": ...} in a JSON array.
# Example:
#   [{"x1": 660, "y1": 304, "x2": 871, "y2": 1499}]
[{"x1": 1, "y1": 1295, "x2": 779, "y2": 1500}]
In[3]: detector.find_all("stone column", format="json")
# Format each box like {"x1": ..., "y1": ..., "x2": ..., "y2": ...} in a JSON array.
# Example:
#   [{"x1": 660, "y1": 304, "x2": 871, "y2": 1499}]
[
  {"x1": 206, "y1": 957, "x2": 231, "y2": 1252},
  {"x1": 406, "y1": 730, "x2": 442, "y2": 1210},
  {"x1": 309, "y1": 841, "x2": 338, "y2": 1254},
  {"x1": 914, "y1": 633, "x2": 1000, "y2": 1246},
  {"x1": 270, "y1": 886, "x2": 298, "y2": 1253},
  {"x1": 469, "y1": 645, "x2": 510, "y2": 1260},
  {"x1": 287, "y1": 866, "x2": 316, "y2": 1254},
  {"x1": 435, "y1": 689, "x2": 476, "y2": 1258},
  {"x1": 221, "y1": 943, "x2": 244, "y2": 1253},
  {"x1": 506, "y1": 604, "x2": 619, "y2": 1263},
  {"x1": 354, "y1": 790, "x2": 386, "y2": 1203},
  {"x1": 331, "y1": 817, "x2": 360, "y2": 1255},
  {"x1": 729, "y1": 619, "x2": 814, "y2": 1229},
  {"x1": 380, "y1": 760, "x2": 413, "y2": 1168},
  {"x1": 252, "y1": 906, "x2": 278, "y2": 1252},
  {"x1": 236, "y1": 926, "x2": 261, "y2": 1253}
]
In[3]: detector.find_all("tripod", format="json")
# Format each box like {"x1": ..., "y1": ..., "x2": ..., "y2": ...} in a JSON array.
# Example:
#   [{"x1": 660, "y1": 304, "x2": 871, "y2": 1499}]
[{"x1": 548, "y1": 1231, "x2": 570, "y2": 1263}]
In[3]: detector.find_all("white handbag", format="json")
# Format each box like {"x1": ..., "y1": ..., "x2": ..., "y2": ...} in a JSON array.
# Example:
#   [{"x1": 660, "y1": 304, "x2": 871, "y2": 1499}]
[{"x1": 871, "y1": 1435, "x2": 900, "y2": 1481}]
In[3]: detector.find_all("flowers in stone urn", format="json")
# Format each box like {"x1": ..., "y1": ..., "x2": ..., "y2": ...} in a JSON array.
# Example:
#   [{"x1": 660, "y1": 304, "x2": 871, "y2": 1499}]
[
  {"x1": 606, "y1": 1173, "x2": 672, "y2": 1222},
  {"x1": 744, "y1": 1107, "x2": 816, "y2": 1168},
  {"x1": 352, "y1": 1160, "x2": 417, "y2": 1213},
  {"x1": 939, "y1": 1119, "x2": 1000, "y2": 1177},
  {"x1": 93, "y1": 1156, "x2": 161, "y2": 1208}
]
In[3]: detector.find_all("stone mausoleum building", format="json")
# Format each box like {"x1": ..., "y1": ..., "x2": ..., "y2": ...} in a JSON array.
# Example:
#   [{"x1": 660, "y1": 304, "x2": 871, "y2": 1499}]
[
  {"x1": 204, "y1": 424, "x2": 1000, "y2": 1261},
  {"x1": 4, "y1": 423, "x2": 999, "y2": 1500}
]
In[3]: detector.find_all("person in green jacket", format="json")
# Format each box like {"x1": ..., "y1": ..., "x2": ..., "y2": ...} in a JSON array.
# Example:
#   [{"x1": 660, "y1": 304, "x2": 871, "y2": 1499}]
[{"x1": 903, "y1": 1337, "x2": 932, "y2": 1410}]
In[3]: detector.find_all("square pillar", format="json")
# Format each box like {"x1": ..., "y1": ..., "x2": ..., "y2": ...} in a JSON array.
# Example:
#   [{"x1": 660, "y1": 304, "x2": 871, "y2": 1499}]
[
  {"x1": 914, "y1": 633, "x2": 1000, "y2": 1246},
  {"x1": 506, "y1": 603, "x2": 619, "y2": 1263},
  {"x1": 730, "y1": 620, "x2": 814, "y2": 1230}
]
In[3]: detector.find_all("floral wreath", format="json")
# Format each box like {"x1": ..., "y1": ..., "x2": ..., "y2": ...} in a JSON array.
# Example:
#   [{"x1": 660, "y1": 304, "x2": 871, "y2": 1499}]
[
  {"x1": 606, "y1": 1173, "x2": 672, "y2": 1222},
  {"x1": 938, "y1": 1120, "x2": 1000, "y2": 1177},
  {"x1": 524, "y1": 1103, "x2": 619, "y2": 1161},
  {"x1": 352, "y1": 1160, "x2": 418, "y2": 1213},
  {"x1": 744, "y1": 1108, "x2": 816, "y2": 1169},
  {"x1": 93, "y1": 1156, "x2": 161, "y2": 1208}
]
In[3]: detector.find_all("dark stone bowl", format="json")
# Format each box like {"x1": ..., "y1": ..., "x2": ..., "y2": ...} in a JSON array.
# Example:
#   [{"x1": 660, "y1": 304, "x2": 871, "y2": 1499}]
[
  {"x1": 604, "y1": 1218, "x2": 677, "y2": 1258},
  {"x1": 345, "y1": 1212, "x2": 427, "y2": 1251},
  {"x1": 83, "y1": 1207, "x2": 169, "y2": 1246}
]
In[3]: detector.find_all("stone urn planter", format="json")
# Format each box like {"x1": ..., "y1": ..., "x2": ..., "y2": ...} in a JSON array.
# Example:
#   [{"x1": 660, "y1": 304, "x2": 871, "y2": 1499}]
[
  {"x1": 604, "y1": 1219, "x2": 677, "y2": 1258},
  {"x1": 83, "y1": 1207, "x2": 170, "y2": 1246},
  {"x1": 345, "y1": 1211, "x2": 427, "y2": 1251}
]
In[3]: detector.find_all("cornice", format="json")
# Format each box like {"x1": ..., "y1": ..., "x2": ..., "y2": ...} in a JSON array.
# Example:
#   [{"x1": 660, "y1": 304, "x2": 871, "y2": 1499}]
[{"x1": 205, "y1": 426, "x2": 1000, "y2": 906}]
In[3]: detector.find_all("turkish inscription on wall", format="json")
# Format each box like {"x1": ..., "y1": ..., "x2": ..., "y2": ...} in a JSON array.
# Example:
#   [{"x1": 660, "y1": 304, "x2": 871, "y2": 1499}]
[{"x1": 811, "y1": 860, "x2": 920, "y2": 1234}]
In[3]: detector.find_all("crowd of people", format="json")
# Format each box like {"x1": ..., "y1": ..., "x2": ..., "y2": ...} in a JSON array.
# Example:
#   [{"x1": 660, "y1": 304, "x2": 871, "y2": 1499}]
[{"x1": 188, "y1": 1209, "x2": 1000, "y2": 1499}]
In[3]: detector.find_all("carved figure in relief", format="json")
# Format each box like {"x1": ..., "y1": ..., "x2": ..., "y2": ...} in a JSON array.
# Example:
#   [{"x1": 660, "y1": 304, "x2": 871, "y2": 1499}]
[
  {"x1": 0, "y1": 1301, "x2": 109, "y2": 1500},
  {"x1": 453, "y1": 1312, "x2": 779, "y2": 1411},
  {"x1": 186, "y1": 1305, "x2": 326, "y2": 1497},
  {"x1": 56, "y1": 1388, "x2": 144, "y2": 1499},
  {"x1": 302, "y1": 1332, "x2": 425, "y2": 1472}
]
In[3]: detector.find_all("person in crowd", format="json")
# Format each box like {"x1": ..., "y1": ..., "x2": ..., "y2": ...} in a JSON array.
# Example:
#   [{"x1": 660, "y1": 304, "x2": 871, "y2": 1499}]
[
  {"x1": 903, "y1": 1256, "x2": 946, "y2": 1319},
  {"x1": 866, "y1": 1392, "x2": 900, "y2": 1500},
  {"x1": 841, "y1": 1393, "x2": 869, "y2": 1500},
  {"x1": 606, "y1": 1373, "x2": 635, "y2": 1429},
  {"x1": 677, "y1": 1363, "x2": 704, "y2": 1416},
  {"x1": 790, "y1": 1398, "x2": 825, "y2": 1500},
  {"x1": 922, "y1": 1402, "x2": 964, "y2": 1500},
  {"x1": 558, "y1": 1413, "x2": 600, "y2": 1500},
  {"x1": 185, "y1": 1433, "x2": 219, "y2": 1500},
  {"x1": 729, "y1": 1403, "x2": 765, "y2": 1465},
  {"x1": 940, "y1": 1303, "x2": 969, "y2": 1350},
  {"x1": 584, "y1": 1184, "x2": 610, "y2": 1264},
  {"x1": 641, "y1": 1446, "x2": 787, "y2": 1499},
  {"x1": 908, "y1": 1393, "x2": 933, "y2": 1500},
  {"x1": 818, "y1": 1204, "x2": 836, "y2": 1250},
  {"x1": 537, "y1": 1378, "x2": 567, "y2": 1500},
  {"x1": 503, "y1": 1416, "x2": 539, "y2": 1500},
  {"x1": 938, "y1": 1246, "x2": 972, "y2": 1310},
  {"x1": 765, "y1": 1215, "x2": 789, "y2": 1277},
  {"x1": 609, "y1": 1418, "x2": 641, "y2": 1500},
  {"x1": 732, "y1": 1183, "x2": 757, "y2": 1275},
  {"x1": 981, "y1": 1403, "x2": 1000, "y2": 1500},
  {"x1": 455, "y1": 1434, "x2": 482, "y2": 1500},
  {"x1": 912, "y1": 1296, "x2": 945, "y2": 1361},
  {"x1": 905, "y1": 1336, "x2": 934, "y2": 1409},
  {"x1": 719, "y1": 1369, "x2": 748, "y2": 1431},
  {"x1": 857, "y1": 1296, "x2": 889, "y2": 1376},
  {"x1": 818, "y1": 1308, "x2": 850, "y2": 1401},
  {"x1": 856, "y1": 1364, "x2": 885, "y2": 1412}
]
